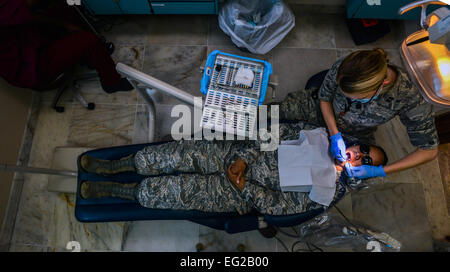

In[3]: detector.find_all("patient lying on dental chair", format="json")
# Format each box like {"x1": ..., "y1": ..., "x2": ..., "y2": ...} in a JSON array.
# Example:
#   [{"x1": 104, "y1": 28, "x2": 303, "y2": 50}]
[{"x1": 79, "y1": 122, "x2": 387, "y2": 216}]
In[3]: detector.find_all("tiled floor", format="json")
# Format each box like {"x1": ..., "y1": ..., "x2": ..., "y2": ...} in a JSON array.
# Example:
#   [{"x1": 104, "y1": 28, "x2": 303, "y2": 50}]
[{"x1": 6, "y1": 6, "x2": 450, "y2": 252}]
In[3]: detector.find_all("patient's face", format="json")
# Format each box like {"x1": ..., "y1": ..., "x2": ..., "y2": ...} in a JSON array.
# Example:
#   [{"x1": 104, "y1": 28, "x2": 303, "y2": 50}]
[
  {"x1": 335, "y1": 145, "x2": 385, "y2": 169},
  {"x1": 345, "y1": 145, "x2": 384, "y2": 167}
]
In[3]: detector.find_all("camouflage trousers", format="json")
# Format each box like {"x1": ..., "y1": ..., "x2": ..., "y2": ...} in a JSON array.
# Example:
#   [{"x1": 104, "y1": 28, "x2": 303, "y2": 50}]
[
  {"x1": 274, "y1": 88, "x2": 325, "y2": 127},
  {"x1": 271, "y1": 88, "x2": 373, "y2": 144},
  {"x1": 134, "y1": 138, "x2": 323, "y2": 215}
]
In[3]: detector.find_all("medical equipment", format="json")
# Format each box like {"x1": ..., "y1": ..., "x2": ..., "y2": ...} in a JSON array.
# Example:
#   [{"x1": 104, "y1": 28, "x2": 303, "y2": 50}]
[
  {"x1": 399, "y1": 0, "x2": 450, "y2": 107},
  {"x1": 200, "y1": 50, "x2": 272, "y2": 138}
]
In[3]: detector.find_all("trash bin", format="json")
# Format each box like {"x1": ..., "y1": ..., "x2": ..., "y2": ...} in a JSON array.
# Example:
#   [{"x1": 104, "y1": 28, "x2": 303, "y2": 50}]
[{"x1": 218, "y1": 0, "x2": 295, "y2": 55}]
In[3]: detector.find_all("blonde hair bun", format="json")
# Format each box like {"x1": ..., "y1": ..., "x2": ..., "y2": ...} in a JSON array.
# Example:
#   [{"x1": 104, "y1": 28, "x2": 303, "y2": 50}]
[
  {"x1": 337, "y1": 48, "x2": 388, "y2": 94},
  {"x1": 373, "y1": 48, "x2": 388, "y2": 60}
]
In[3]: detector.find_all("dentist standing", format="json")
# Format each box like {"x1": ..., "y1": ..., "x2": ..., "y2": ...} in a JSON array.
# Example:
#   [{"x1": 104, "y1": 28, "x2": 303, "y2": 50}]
[{"x1": 319, "y1": 48, "x2": 439, "y2": 179}]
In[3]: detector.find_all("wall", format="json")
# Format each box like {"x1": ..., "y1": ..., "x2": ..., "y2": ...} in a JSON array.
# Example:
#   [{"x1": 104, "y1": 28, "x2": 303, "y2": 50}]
[{"x1": 0, "y1": 78, "x2": 32, "y2": 230}]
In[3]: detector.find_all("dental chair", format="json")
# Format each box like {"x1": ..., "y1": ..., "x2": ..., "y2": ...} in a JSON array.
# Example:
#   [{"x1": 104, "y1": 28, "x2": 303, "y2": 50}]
[{"x1": 74, "y1": 136, "x2": 347, "y2": 235}]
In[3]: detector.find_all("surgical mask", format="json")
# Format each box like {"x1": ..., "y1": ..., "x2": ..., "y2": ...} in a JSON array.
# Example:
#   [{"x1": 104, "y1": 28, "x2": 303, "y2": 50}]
[
  {"x1": 350, "y1": 95, "x2": 378, "y2": 104},
  {"x1": 345, "y1": 82, "x2": 384, "y2": 104}
]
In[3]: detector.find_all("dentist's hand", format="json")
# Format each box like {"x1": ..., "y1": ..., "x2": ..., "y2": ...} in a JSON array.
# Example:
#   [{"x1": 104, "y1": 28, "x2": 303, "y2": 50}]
[
  {"x1": 346, "y1": 165, "x2": 386, "y2": 179},
  {"x1": 330, "y1": 132, "x2": 347, "y2": 162}
]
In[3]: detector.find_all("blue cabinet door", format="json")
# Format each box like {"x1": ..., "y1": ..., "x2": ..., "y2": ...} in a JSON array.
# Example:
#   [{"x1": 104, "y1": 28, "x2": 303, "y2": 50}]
[
  {"x1": 118, "y1": 0, "x2": 152, "y2": 14},
  {"x1": 347, "y1": 0, "x2": 442, "y2": 20},
  {"x1": 82, "y1": 0, "x2": 123, "y2": 15},
  {"x1": 83, "y1": 0, "x2": 217, "y2": 15},
  {"x1": 150, "y1": 1, "x2": 217, "y2": 14}
]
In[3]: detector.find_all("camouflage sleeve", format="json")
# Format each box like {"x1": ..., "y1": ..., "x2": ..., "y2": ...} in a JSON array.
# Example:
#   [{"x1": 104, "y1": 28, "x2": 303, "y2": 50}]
[
  {"x1": 279, "y1": 122, "x2": 319, "y2": 141},
  {"x1": 137, "y1": 174, "x2": 253, "y2": 215},
  {"x1": 241, "y1": 183, "x2": 319, "y2": 215},
  {"x1": 232, "y1": 140, "x2": 260, "y2": 165},
  {"x1": 399, "y1": 91, "x2": 439, "y2": 150},
  {"x1": 318, "y1": 59, "x2": 342, "y2": 102}
]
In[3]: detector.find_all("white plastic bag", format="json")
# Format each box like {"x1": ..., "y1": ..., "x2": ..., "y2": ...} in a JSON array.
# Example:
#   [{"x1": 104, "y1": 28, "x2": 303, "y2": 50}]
[{"x1": 218, "y1": 0, "x2": 295, "y2": 55}]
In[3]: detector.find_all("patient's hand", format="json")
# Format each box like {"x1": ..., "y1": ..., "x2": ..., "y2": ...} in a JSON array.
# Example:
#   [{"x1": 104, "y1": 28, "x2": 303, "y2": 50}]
[{"x1": 227, "y1": 158, "x2": 246, "y2": 191}]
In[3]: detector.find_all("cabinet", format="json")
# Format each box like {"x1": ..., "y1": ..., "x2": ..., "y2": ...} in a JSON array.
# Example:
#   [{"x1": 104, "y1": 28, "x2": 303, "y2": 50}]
[
  {"x1": 82, "y1": 0, "x2": 218, "y2": 15},
  {"x1": 151, "y1": 1, "x2": 216, "y2": 14},
  {"x1": 347, "y1": 0, "x2": 442, "y2": 20},
  {"x1": 119, "y1": 0, "x2": 152, "y2": 14},
  {"x1": 82, "y1": 0, "x2": 124, "y2": 14}
]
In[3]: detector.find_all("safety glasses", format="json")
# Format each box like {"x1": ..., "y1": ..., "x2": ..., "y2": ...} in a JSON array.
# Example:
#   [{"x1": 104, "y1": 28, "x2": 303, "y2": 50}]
[
  {"x1": 340, "y1": 76, "x2": 386, "y2": 114},
  {"x1": 358, "y1": 144, "x2": 373, "y2": 166}
]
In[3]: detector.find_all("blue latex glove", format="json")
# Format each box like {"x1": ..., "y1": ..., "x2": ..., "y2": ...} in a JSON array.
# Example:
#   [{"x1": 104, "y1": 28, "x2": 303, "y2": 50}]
[
  {"x1": 329, "y1": 132, "x2": 347, "y2": 162},
  {"x1": 346, "y1": 165, "x2": 386, "y2": 179},
  {"x1": 344, "y1": 163, "x2": 354, "y2": 177}
]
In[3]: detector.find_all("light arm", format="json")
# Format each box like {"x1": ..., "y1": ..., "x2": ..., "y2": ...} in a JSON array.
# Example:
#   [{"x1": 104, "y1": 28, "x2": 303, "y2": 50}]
[
  {"x1": 320, "y1": 100, "x2": 339, "y2": 136},
  {"x1": 348, "y1": 148, "x2": 438, "y2": 179},
  {"x1": 383, "y1": 147, "x2": 438, "y2": 174}
]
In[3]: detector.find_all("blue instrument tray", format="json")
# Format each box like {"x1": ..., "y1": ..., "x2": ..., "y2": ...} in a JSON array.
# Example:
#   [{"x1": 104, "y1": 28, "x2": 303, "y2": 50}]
[{"x1": 200, "y1": 50, "x2": 273, "y2": 106}]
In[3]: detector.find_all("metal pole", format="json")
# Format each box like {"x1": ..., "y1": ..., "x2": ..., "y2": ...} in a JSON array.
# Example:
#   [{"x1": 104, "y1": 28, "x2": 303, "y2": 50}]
[
  {"x1": 0, "y1": 164, "x2": 77, "y2": 177},
  {"x1": 128, "y1": 80, "x2": 157, "y2": 143},
  {"x1": 116, "y1": 63, "x2": 203, "y2": 107}
]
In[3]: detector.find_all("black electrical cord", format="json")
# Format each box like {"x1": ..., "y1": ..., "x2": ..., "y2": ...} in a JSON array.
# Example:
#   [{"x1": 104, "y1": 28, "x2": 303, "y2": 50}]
[
  {"x1": 333, "y1": 205, "x2": 390, "y2": 249},
  {"x1": 275, "y1": 227, "x2": 325, "y2": 252},
  {"x1": 333, "y1": 205, "x2": 367, "y2": 236},
  {"x1": 274, "y1": 236, "x2": 290, "y2": 252},
  {"x1": 276, "y1": 227, "x2": 299, "y2": 238},
  {"x1": 333, "y1": 205, "x2": 353, "y2": 227},
  {"x1": 275, "y1": 198, "x2": 390, "y2": 252},
  {"x1": 292, "y1": 240, "x2": 322, "y2": 252},
  {"x1": 307, "y1": 242, "x2": 324, "y2": 252},
  {"x1": 306, "y1": 242, "x2": 312, "y2": 251},
  {"x1": 291, "y1": 240, "x2": 305, "y2": 252}
]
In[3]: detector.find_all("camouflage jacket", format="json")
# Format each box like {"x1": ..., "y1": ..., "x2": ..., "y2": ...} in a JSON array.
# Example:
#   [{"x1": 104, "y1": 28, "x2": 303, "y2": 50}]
[{"x1": 318, "y1": 59, "x2": 439, "y2": 149}]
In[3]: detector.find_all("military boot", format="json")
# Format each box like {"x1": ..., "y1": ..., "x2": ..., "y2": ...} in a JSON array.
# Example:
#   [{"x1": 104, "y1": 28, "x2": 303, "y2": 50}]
[
  {"x1": 80, "y1": 154, "x2": 135, "y2": 175},
  {"x1": 80, "y1": 181, "x2": 138, "y2": 201}
]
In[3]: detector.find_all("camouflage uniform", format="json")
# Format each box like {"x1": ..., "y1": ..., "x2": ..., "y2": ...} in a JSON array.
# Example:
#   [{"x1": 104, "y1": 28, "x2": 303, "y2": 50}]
[
  {"x1": 275, "y1": 59, "x2": 439, "y2": 148},
  {"x1": 134, "y1": 122, "x2": 327, "y2": 215}
]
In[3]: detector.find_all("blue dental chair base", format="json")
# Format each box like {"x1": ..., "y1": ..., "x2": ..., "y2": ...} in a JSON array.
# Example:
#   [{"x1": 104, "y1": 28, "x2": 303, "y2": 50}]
[{"x1": 75, "y1": 142, "x2": 331, "y2": 234}]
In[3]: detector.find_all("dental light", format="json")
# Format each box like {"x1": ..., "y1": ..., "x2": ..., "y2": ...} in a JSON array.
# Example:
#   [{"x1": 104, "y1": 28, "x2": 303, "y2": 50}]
[{"x1": 399, "y1": 0, "x2": 450, "y2": 107}]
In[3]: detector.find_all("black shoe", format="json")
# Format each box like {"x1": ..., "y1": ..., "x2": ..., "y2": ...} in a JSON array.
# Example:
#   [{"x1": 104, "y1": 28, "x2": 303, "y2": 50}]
[{"x1": 101, "y1": 78, "x2": 134, "y2": 93}]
